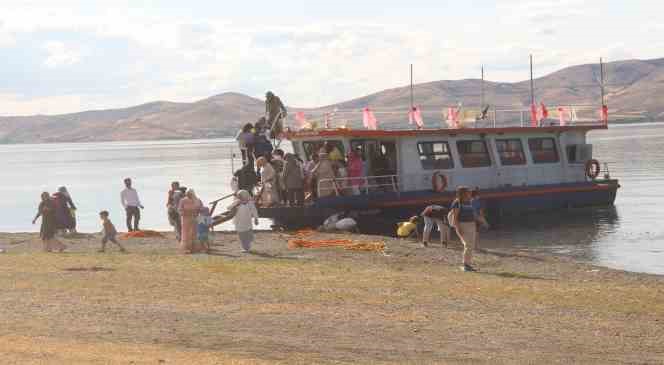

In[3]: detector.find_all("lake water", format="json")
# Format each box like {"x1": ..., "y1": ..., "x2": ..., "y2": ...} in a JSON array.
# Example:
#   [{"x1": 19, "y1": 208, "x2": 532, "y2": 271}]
[{"x1": 2, "y1": 124, "x2": 664, "y2": 275}]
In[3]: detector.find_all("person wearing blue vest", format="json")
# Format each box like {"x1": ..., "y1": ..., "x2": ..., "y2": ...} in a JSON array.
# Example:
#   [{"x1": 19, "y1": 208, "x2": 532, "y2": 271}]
[{"x1": 450, "y1": 186, "x2": 478, "y2": 272}]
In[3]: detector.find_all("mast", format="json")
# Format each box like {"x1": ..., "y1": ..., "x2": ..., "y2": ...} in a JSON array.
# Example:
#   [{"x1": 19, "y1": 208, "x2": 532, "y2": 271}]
[
  {"x1": 600, "y1": 57, "x2": 605, "y2": 106},
  {"x1": 481, "y1": 65, "x2": 485, "y2": 108},
  {"x1": 410, "y1": 63, "x2": 414, "y2": 110},
  {"x1": 529, "y1": 54, "x2": 535, "y2": 106}
]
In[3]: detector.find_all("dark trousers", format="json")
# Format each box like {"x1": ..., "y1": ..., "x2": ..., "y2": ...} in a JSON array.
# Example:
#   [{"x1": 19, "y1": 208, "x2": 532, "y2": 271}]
[
  {"x1": 125, "y1": 206, "x2": 140, "y2": 232},
  {"x1": 287, "y1": 189, "x2": 305, "y2": 206}
]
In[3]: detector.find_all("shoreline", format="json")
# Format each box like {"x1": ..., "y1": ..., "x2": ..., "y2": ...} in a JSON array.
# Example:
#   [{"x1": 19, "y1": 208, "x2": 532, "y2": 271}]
[{"x1": 2, "y1": 231, "x2": 664, "y2": 363}]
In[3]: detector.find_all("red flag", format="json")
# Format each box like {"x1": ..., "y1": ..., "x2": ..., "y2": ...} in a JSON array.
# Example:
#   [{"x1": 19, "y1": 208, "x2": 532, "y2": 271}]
[
  {"x1": 530, "y1": 103, "x2": 538, "y2": 127},
  {"x1": 446, "y1": 107, "x2": 460, "y2": 128},
  {"x1": 539, "y1": 102, "x2": 549, "y2": 120},
  {"x1": 600, "y1": 105, "x2": 608, "y2": 124},
  {"x1": 295, "y1": 112, "x2": 306, "y2": 129},
  {"x1": 363, "y1": 107, "x2": 378, "y2": 130},
  {"x1": 408, "y1": 106, "x2": 424, "y2": 129}
]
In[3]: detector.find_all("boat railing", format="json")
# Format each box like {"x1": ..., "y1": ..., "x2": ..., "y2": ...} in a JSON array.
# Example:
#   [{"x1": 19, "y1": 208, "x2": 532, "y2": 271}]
[
  {"x1": 317, "y1": 174, "x2": 400, "y2": 197},
  {"x1": 287, "y1": 104, "x2": 608, "y2": 131}
]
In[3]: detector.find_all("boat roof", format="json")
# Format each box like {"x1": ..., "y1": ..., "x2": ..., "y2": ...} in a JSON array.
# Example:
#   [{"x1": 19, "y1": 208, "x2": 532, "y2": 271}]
[{"x1": 286, "y1": 124, "x2": 608, "y2": 140}]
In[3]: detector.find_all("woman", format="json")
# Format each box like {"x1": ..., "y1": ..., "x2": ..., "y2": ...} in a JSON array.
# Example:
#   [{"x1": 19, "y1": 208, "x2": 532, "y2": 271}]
[
  {"x1": 235, "y1": 123, "x2": 255, "y2": 165},
  {"x1": 53, "y1": 186, "x2": 77, "y2": 233},
  {"x1": 32, "y1": 192, "x2": 67, "y2": 252},
  {"x1": 256, "y1": 157, "x2": 280, "y2": 207},
  {"x1": 451, "y1": 186, "x2": 477, "y2": 272},
  {"x1": 311, "y1": 153, "x2": 337, "y2": 198},
  {"x1": 347, "y1": 149, "x2": 364, "y2": 195},
  {"x1": 282, "y1": 153, "x2": 305, "y2": 206},
  {"x1": 178, "y1": 189, "x2": 205, "y2": 254}
]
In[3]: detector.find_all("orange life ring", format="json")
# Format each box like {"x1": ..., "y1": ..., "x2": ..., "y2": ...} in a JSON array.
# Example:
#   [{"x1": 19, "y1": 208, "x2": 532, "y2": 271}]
[
  {"x1": 585, "y1": 159, "x2": 601, "y2": 179},
  {"x1": 432, "y1": 172, "x2": 448, "y2": 192}
]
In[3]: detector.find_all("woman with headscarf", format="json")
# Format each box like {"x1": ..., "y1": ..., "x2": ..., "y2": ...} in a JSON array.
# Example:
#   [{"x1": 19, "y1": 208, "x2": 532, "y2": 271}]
[
  {"x1": 178, "y1": 189, "x2": 204, "y2": 254},
  {"x1": 282, "y1": 153, "x2": 305, "y2": 206},
  {"x1": 312, "y1": 152, "x2": 337, "y2": 198},
  {"x1": 32, "y1": 192, "x2": 67, "y2": 252},
  {"x1": 52, "y1": 186, "x2": 77, "y2": 233},
  {"x1": 256, "y1": 157, "x2": 280, "y2": 207}
]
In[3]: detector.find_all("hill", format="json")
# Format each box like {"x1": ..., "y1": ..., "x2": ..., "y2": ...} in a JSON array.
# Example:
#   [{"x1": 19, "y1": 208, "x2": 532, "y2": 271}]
[{"x1": 1, "y1": 58, "x2": 663, "y2": 143}]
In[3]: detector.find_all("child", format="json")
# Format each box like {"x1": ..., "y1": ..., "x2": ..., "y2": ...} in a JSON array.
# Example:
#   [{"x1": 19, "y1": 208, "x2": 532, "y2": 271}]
[
  {"x1": 197, "y1": 206, "x2": 213, "y2": 251},
  {"x1": 232, "y1": 190, "x2": 259, "y2": 253},
  {"x1": 421, "y1": 205, "x2": 451, "y2": 248},
  {"x1": 99, "y1": 211, "x2": 127, "y2": 253},
  {"x1": 397, "y1": 216, "x2": 419, "y2": 239}
]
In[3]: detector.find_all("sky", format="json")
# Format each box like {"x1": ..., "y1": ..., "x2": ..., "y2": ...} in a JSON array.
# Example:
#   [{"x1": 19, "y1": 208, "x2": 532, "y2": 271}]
[{"x1": 0, "y1": 0, "x2": 661, "y2": 115}]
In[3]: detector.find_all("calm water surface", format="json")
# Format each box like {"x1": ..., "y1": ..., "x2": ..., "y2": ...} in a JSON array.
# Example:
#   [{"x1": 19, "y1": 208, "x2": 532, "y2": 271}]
[{"x1": 1, "y1": 124, "x2": 664, "y2": 275}]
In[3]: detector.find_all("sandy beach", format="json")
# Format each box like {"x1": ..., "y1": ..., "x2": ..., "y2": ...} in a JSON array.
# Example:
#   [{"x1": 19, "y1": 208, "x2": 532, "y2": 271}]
[{"x1": 1, "y1": 230, "x2": 663, "y2": 364}]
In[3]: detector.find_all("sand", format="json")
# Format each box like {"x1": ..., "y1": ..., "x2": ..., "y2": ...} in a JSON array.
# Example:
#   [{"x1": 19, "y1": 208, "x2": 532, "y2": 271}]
[{"x1": 1, "y1": 230, "x2": 663, "y2": 364}]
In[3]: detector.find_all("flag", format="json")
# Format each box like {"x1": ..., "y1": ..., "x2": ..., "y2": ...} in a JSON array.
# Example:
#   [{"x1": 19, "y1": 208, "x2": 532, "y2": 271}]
[
  {"x1": 530, "y1": 103, "x2": 538, "y2": 127},
  {"x1": 446, "y1": 107, "x2": 460, "y2": 128},
  {"x1": 539, "y1": 102, "x2": 549, "y2": 120},
  {"x1": 363, "y1": 107, "x2": 378, "y2": 130},
  {"x1": 557, "y1": 107, "x2": 567, "y2": 126},
  {"x1": 294, "y1": 112, "x2": 307, "y2": 129},
  {"x1": 600, "y1": 105, "x2": 608, "y2": 124},
  {"x1": 408, "y1": 106, "x2": 424, "y2": 129}
]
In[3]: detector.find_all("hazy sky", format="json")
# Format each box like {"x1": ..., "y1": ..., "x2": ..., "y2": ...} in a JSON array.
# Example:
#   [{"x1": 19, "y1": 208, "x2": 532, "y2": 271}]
[{"x1": 0, "y1": 0, "x2": 661, "y2": 115}]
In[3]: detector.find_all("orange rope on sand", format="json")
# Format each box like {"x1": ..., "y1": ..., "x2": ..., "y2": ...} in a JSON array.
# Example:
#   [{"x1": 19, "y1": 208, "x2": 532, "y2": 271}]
[
  {"x1": 287, "y1": 238, "x2": 385, "y2": 253},
  {"x1": 119, "y1": 230, "x2": 164, "y2": 240}
]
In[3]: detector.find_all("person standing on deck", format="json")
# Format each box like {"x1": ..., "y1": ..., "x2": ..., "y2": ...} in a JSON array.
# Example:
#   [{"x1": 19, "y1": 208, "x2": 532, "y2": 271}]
[
  {"x1": 265, "y1": 91, "x2": 287, "y2": 138},
  {"x1": 311, "y1": 152, "x2": 337, "y2": 198},
  {"x1": 282, "y1": 153, "x2": 305, "y2": 206},
  {"x1": 451, "y1": 186, "x2": 478, "y2": 272},
  {"x1": 121, "y1": 178, "x2": 143, "y2": 232},
  {"x1": 347, "y1": 148, "x2": 364, "y2": 195}
]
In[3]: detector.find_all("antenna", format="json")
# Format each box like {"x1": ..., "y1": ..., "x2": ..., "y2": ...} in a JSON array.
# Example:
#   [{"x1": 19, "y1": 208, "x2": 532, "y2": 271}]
[
  {"x1": 529, "y1": 54, "x2": 535, "y2": 106},
  {"x1": 600, "y1": 57, "x2": 605, "y2": 106},
  {"x1": 481, "y1": 65, "x2": 485, "y2": 108}
]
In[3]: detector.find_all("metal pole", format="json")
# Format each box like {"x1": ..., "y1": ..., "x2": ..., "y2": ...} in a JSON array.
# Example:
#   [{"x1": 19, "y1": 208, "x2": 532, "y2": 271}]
[
  {"x1": 529, "y1": 55, "x2": 535, "y2": 106},
  {"x1": 481, "y1": 65, "x2": 485, "y2": 108},
  {"x1": 600, "y1": 57, "x2": 605, "y2": 106},
  {"x1": 410, "y1": 64, "x2": 414, "y2": 110}
]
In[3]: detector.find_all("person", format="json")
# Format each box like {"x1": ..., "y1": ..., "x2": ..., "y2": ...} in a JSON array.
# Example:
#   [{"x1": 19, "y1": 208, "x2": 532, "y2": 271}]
[
  {"x1": 197, "y1": 207, "x2": 213, "y2": 251},
  {"x1": 323, "y1": 142, "x2": 343, "y2": 163},
  {"x1": 265, "y1": 91, "x2": 287, "y2": 137},
  {"x1": 235, "y1": 123, "x2": 255, "y2": 165},
  {"x1": 271, "y1": 149, "x2": 287, "y2": 204},
  {"x1": 234, "y1": 163, "x2": 259, "y2": 195},
  {"x1": 421, "y1": 205, "x2": 451, "y2": 248},
  {"x1": 347, "y1": 148, "x2": 364, "y2": 195},
  {"x1": 451, "y1": 187, "x2": 478, "y2": 272},
  {"x1": 311, "y1": 152, "x2": 337, "y2": 198},
  {"x1": 178, "y1": 189, "x2": 205, "y2": 254},
  {"x1": 304, "y1": 152, "x2": 320, "y2": 200},
  {"x1": 32, "y1": 192, "x2": 67, "y2": 252},
  {"x1": 471, "y1": 188, "x2": 489, "y2": 228},
  {"x1": 98, "y1": 211, "x2": 127, "y2": 253},
  {"x1": 121, "y1": 178, "x2": 143, "y2": 232},
  {"x1": 232, "y1": 190, "x2": 259, "y2": 253},
  {"x1": 167, "y1": 181, "x2": 182, "y2": 240},
  {"x1": 52, "y1": 186, "x2": 77, "y2": 234},
  {"x1": 282, "y1": 153, "x2": 305, "y2": 206},
  {"x1": 397, "y1": 216, "x2": 419, "y2": 239},
  {"x1": 256, "y1": 157, "x2": 280, "y2": 207}
]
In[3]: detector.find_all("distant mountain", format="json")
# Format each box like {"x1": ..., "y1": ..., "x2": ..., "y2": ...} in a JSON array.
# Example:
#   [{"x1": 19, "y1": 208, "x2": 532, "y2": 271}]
[{"x1": 1, "y1": 58, "x2": 663, "y2": 143}]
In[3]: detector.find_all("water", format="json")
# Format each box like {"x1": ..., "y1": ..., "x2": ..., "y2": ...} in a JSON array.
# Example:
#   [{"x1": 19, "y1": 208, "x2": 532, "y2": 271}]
[{"x1": 1, "y1": 124, "x2": 664, "y2": 275}]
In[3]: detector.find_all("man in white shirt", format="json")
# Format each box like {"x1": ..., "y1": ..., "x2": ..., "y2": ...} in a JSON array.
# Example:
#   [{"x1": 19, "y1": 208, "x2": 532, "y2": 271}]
[{"x1": 121, "y1": 178, "x2": 144, "y2": 232}]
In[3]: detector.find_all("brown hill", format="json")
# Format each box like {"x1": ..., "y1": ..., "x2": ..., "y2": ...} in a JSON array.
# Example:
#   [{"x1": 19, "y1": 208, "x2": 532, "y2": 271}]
[{"x1": 1, "y1": 58, "x2": 663, "y2": 143}]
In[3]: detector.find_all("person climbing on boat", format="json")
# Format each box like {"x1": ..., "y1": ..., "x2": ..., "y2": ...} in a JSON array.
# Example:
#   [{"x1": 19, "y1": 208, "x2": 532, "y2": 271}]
[
  {"x1": 421, "y1": 204, "x2": 450, "y2": 248},
  {"x1": 265, "y1": 91, "x2": 287, "y2": 138},
  {"x1": 235, "y1": 123, "x2": 255, "y2": 165},
  {"x1": 451, "y1": 186, "x2": 478, "y2": 272},
  {"x1": 256, "y1": 157, "x2": 280, "y2": 207},
  {"x1": 234, "y1": 163, "x2": 259, "y2": 196}
]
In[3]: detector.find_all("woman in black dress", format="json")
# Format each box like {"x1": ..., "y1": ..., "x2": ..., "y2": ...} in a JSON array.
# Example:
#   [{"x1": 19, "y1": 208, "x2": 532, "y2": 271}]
[{"x1": 32, "y1": 192, "x2": 66, "y2": 252}]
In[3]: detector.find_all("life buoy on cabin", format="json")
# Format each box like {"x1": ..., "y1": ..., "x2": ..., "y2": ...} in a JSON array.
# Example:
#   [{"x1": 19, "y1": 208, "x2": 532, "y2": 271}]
[
  {"x1": 432, "y1": 172, "x2": 448, "y2": 192},
  {"x1": 585, "y1": 159, "x2": 601, "y2": 179}
]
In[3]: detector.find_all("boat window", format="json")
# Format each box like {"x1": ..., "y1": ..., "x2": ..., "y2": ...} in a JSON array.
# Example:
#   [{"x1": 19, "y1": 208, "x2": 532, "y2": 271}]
[
  {"x1": 457, "y1": 140, "x2": 492, "y2": 168},
  {"x1": 528, "y1": 138, "x2": 559, "y2": 164},
  {"x1": 495, "y1": 139, "x2": 526, "y2": 166},
  {"x1": 417, "y1": 142, "x2": 454, "y2": 170},
  {"x1": 302, "y1": 140, "x2": 345, "y2": 161}
]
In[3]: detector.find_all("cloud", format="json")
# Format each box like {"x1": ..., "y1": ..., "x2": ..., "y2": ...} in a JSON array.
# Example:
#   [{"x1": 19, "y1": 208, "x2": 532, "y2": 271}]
[{"x1": 42, "y1": 41, "x2": 82, "y2": 68}]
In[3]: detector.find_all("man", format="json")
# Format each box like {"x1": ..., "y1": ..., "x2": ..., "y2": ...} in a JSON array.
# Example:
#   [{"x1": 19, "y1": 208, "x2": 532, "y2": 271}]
[
  {"x1": 167, "y1": 181, "x2": 182, "y2": 240},
  {"x1": 265, "y1": 91, "x2": 287, "y2": 137},
  {"x1": 121, "y1": 178, "x2": 144, "y2": 232}
]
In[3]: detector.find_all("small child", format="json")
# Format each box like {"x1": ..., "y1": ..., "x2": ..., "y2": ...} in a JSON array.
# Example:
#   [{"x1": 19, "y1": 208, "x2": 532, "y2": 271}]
[
  {"x1": 99, "y1": 211, "x2": 127, "y2": 253},
  {"x1": 397, "y1": 216, "x2": 420, "y2": 239},
  {"x1": 232, "y1": 190, "x2": 259, "y2": 253},
  {"x1": 197, "y1": 206, "x2": 213, "y2": 250},
  {"x1": 421, "y1": 205, "x2": 451, "y2": 248}
]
